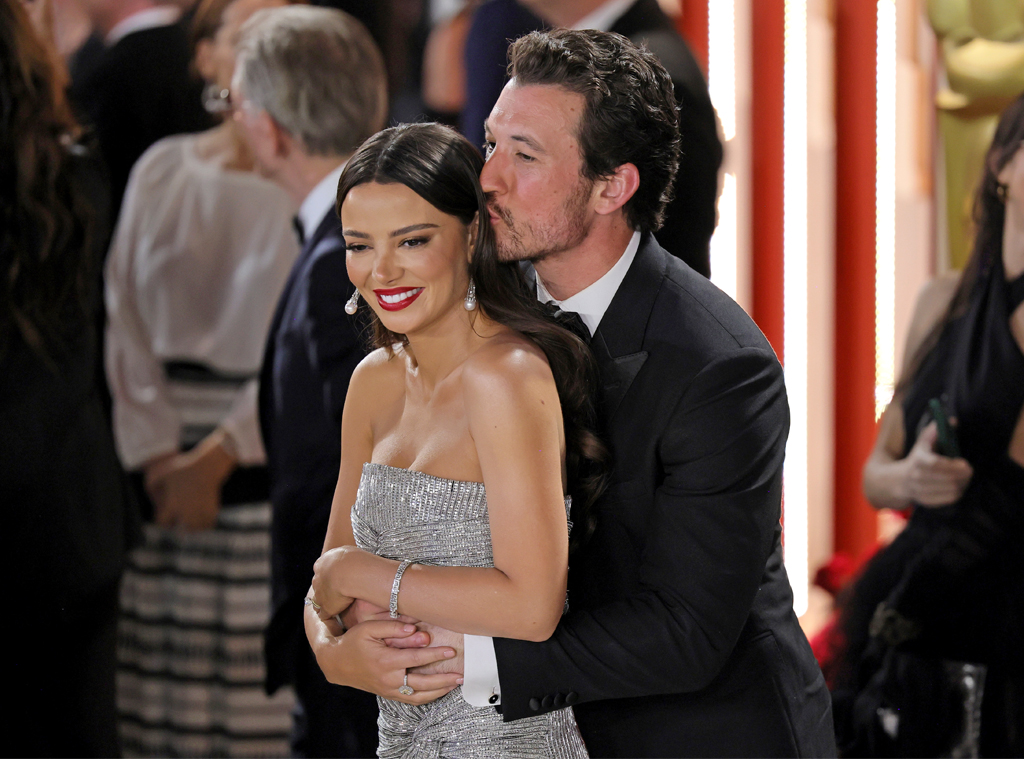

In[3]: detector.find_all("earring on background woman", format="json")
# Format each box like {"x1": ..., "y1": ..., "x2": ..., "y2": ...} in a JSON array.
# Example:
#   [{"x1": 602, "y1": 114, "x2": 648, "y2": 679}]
[
  {"x1": 345, "y1": 290, "x2": 360, "y2": 315},
  {"x1": 464, "y1": 279, "x2": 477, "y2": 311}
]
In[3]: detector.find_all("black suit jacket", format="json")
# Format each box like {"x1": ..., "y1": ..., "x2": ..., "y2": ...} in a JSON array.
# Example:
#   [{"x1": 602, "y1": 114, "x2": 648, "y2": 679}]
[
  {"x1": 612, "y1": 0, "x2": 722, "y2": 277},
  {"x1": 258, "y1": 210, "x2": 366, "y2": 694},
  {"x1": 494, "y1": 235, "x2": 835, "y2": 757},
  {"x1": 69, "y1": 23, "x2": 212, "y2": 227}
]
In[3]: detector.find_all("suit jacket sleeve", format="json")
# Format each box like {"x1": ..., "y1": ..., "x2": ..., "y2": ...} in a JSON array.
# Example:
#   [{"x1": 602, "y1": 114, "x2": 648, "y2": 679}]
[
  {"x1": 303, "y1": 241, "x2": 363, "y2": 428},
  {"x1": 493, "y1": 345, "x2": 789, "y2": 719}
]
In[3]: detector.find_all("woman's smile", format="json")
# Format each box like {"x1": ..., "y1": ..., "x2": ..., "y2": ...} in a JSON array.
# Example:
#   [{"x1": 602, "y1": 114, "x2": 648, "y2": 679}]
[{"x1": 374, "y1": 286, "x2": 424, "y2": 311}]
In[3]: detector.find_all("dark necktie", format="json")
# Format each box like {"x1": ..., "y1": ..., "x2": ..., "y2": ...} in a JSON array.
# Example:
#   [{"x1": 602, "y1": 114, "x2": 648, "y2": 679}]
[
  {"x1": 291, "y1": 216, "x2": 305, "y2": 246},
  {"x1": 551, "y1": 306, "x2": 591, "y2": 344}
]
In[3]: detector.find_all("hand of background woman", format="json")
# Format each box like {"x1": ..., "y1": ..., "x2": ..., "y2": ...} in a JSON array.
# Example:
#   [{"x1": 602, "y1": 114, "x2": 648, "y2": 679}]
[
  {"x1": 145, "y1": 432, "x2": 235, "y2": 531},
  {"x1": 902, "y1": 421, "x2": 974, "y2": 507}
]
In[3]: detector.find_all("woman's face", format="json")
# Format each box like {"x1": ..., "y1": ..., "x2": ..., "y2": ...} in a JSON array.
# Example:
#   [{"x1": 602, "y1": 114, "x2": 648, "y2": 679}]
[
  {"x1": 198, "y1": 0, "x2": 284, "y2": 91},
  {"x1": 342, "y1": 181, "x2": 476, "y2": 339}
]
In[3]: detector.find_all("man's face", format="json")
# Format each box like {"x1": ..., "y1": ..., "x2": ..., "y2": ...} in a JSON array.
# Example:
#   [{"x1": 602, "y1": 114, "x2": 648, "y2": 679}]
[
  {"x1": 480, "y1": 81, "x2": 596, "y2": 263},
  {"x1": 230, "y1": 77, "x2": 279, "y2": 181}
]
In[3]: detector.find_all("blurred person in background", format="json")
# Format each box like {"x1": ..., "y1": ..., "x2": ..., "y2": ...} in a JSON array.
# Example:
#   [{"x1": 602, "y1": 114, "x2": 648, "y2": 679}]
[
  {"x1": 103, "y1": 0, "x2": 299, "y2": 753},
  {"x1": 831, "y1": 94, "x2": 1024, "y2": 757},
  {"x1": 460, "y1": 0, "x2": 721, "y2": 278},
  {"x1": 0, "y1": 0, "x2": 140, "y2": 754},
  {"x1": 68, "y1": 0, "x2": 212, "y2": 228},
  {"x1": 231, "y1": 6, "x2": 387, "y2": 754}
]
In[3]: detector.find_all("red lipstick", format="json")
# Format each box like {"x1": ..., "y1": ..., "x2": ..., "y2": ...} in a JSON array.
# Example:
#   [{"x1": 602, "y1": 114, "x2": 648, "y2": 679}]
[{"x1": 374, "y1": 287, "x2": 424, "y2": 311}]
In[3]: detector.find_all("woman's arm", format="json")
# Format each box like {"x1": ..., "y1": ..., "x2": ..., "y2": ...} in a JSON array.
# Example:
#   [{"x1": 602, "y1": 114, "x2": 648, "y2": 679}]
[
  {"x1": 863, "y1": 274, "x2": 973, "y2": 510},
  {"x1": 313, "y1": 342, "x2": 570, "y2": 642}
]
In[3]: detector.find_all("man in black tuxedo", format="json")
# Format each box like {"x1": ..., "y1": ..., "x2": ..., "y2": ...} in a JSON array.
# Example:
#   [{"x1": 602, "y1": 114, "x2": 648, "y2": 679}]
[
  {"x1": 70, "y1": 0, "x2": 212, "y2": 227},
  {"x1": 461, "y1": 0, "x2": 722, "y2": 277},
  {"x1": 309, "y1": 28, "x2": 835, "y2": 758},
  {"x1": 231, "y1": 6, "x2": 387, "y2": 756}
]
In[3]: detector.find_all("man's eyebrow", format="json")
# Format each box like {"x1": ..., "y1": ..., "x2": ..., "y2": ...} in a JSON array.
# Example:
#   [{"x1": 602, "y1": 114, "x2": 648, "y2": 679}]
[{"x1": 511, "y1": 134, "x2": 545, "y2": 153}]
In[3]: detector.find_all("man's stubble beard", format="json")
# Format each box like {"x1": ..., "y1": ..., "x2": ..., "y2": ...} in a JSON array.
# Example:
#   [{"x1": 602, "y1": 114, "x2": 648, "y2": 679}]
[{"x1": 491, "y1": 175, "x2": 594, "y2": 264}]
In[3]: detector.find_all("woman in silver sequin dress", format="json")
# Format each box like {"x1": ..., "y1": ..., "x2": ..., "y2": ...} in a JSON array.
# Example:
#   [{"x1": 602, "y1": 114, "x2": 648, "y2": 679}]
[{"x1": 304, "y1": 123, "x2": 608, "y2": 757}]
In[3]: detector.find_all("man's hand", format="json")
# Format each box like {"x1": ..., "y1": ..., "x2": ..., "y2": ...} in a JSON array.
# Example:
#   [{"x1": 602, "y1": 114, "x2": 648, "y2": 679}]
[
  {"x1": 305, "y1": 604, "x2": 463, "y2": 705},
  {"x1": 409, "y1": 622, "x2": 464, "y2": 676}
]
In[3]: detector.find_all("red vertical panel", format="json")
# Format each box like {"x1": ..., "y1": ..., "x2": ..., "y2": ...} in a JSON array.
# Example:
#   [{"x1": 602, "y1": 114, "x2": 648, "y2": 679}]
[
  {"x1": 833, "y1": 0, "x2": 879, "y2": 560},
  {"x1": 751, "y1": 0, "x2": 785, "y2": 359},
  {"x1": 677, "y1": 0, "x2": 709, "y2": 74}
]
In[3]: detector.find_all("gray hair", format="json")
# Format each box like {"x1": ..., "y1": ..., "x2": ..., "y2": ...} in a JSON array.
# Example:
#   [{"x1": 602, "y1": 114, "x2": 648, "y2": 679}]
[{"x1": 234, "y1": 6, "x2": 387, "y2": 157}]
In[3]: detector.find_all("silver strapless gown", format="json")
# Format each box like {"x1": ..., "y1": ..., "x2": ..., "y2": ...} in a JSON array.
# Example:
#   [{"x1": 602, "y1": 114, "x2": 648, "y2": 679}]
[{"x1": 352, "y1": 462, "x2": 589, "y2": 759}]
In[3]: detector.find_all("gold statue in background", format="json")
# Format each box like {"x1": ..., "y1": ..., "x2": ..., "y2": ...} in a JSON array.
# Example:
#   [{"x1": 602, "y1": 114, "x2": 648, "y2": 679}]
[{"x1": 929, "y1": 0, "x2": 1024, "y2": 268}]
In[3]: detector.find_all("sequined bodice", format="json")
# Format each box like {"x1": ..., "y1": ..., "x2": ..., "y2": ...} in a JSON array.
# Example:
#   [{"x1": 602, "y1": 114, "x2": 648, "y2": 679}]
[
  {"x1": 350, "y1": 462, "x2": 587, "y2": 759},
  {"x1": 352, "y1": 463, "x2": 496, "y2": 569}
]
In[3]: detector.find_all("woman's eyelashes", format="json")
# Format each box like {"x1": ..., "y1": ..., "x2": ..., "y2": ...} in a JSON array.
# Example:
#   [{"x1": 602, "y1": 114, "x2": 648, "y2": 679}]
[{"x1": 344, "y1": 235, "x2": 432, "y2": 253}]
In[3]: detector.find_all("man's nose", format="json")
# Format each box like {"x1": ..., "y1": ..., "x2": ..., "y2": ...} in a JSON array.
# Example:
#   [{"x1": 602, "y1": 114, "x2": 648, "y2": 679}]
[{"x1": 479, "y1": 151, "x2": 505, "y2": 195}]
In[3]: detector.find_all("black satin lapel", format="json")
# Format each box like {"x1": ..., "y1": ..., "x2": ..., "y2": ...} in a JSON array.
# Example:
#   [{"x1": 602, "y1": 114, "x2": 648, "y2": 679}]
[
  {"x1": 604, "y1": 352, "x2": 648, "y2": 420},
  {"x1": 591, "y1": 331, "x2": 648, "y2": 421}
]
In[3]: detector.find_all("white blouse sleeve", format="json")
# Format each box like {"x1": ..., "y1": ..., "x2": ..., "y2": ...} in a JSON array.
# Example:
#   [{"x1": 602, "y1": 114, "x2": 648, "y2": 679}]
[
  {"x1": 104, "y1": 159, "x2": 180, "y2": 470},
  {"x1": 219, "y1": 379, "x2": 266, "y2": 466}
]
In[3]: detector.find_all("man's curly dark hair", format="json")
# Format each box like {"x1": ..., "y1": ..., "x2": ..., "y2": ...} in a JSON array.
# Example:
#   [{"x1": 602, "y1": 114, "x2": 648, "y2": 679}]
[{"x1": 507, "y1": 28, "x2": 682, "y2": 234}]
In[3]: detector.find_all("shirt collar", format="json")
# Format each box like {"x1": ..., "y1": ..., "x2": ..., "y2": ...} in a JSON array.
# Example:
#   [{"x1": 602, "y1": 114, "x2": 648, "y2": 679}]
[
  {"x1": 106, "y1": 6, "x2": 181, "y2": 46},
  {"x1": 571, "y1": 0, "x2": 634, "y2": 31},
  {"x1": 535, "y1": 229, "x2": 641, "y2": 337},
  {"x1": 298, "y1": 162, "x2": 346, "y2": 243}
]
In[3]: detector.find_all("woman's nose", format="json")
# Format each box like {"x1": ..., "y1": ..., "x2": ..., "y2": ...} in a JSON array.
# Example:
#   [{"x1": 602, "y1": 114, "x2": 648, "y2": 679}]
[{"x1": 372, "y1": 247, "x2": 402, "y2": 284}]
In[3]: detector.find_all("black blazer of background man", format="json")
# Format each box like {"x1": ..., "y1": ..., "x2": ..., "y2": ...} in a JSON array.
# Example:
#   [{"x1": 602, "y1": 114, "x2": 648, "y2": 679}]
[
  {"x1": 258, "y1": 209, "x2": 378, "y2": 756},
  {"x1": 499, "y1": 233, "x2": 835, "y2": 757}
]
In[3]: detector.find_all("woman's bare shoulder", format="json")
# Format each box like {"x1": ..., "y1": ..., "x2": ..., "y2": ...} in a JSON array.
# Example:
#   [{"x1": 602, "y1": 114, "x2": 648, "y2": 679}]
[
  {"x1": 463, "y1": 333, "x2": 553, "y2": 389},
  {"x1": 350, "y1": 346, "x2": 406, "y2": 395},
  {"x1": 900, "y1": 272, "x2": 960, "y2": 377}
]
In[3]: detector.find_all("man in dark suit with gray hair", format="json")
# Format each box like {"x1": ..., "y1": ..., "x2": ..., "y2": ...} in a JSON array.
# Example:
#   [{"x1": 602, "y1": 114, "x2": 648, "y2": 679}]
[{"x1": 231, "y1": 6, "x2": 386, "y2": 755}]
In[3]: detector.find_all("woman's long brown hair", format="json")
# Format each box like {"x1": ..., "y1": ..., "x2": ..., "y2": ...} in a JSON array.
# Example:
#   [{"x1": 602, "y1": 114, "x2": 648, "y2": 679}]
[
  {"x1": 336, "y1": 122, "x2": 609, "y2": 547},
  {"x1": 1, "y1": 0, "x2": 98, "y2": 363}
]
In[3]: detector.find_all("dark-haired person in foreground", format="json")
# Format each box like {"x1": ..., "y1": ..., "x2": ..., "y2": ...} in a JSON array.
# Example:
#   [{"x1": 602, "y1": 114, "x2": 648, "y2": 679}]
[
  {"x1": 308, "y1": 29, "x2": 835, "y2": 757},
  {"x1": 1, "y1": 1, "x2": 139, "y2": 755}
]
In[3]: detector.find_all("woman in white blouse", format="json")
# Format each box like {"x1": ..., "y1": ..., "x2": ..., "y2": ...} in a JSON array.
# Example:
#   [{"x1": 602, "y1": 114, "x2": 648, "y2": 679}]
[{"x1": 104, "y1": 0, "x2": 297, "y2": 754}]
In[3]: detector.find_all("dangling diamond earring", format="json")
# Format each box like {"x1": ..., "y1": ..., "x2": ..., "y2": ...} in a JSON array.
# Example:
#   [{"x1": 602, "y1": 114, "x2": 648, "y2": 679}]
[
  {"x1": 202, "y1": 83, "x2": 231, "y2": 114},
  {"x1": 464, "y1": 279, "x2": 477, "y2": 311},
  {"x1": 344, "y1": 290, "x2": 360, "y2": 315}
]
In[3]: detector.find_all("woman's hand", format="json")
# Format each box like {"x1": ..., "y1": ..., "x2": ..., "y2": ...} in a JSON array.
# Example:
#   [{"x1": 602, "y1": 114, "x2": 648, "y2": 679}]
[
  {"x1": 902, "y1": 421, "x2": 974, "y2": 507},
  {"x1": 312, "y1": 545, "x2": 379, "y2": 619}
]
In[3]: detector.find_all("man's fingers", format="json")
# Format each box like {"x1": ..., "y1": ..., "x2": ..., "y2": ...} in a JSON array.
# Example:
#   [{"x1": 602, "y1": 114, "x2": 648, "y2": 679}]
[
  {"x1": 360, "y1": 620, "x2": 422, "y2": 640},
  {"x1": 385, "y1": 631, "x2": 431, "y2": 649},
  {"x1": 398, "y1": 685, "x2": 460, "y2": 705},
  {"x1": 382, "y1": 644, "x2": 456, "y2": 670},
  {"x1": 406, "y1": 672, "x2": 463, "y2": 691}
]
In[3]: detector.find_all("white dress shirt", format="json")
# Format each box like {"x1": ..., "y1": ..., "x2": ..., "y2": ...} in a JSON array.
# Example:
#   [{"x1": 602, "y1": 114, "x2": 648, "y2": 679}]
[
  {"x1": 105, "y1": 134, "x2": 299, "y2": 468},
  {"x1": 105, "y1": 5, "x2": 181, "y2": 46},
  {"x1": 462, "y1": 230, "x2": 641, "y2": 707},
  {"x1": 570, "y1": 0, "x2": 635, "y2": 32},
  {"x1": 298, "y1": 163, "x2": 346, "y2": 243}
]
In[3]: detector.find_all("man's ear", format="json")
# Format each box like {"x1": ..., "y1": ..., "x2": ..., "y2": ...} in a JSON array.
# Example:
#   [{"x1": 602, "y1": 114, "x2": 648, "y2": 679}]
[
  {"x1": 593, "y1": 162, "x2": 640, "y2": 217},
  {"x1": 265, "y1": 114, "x2": 293, "y2": 159}
]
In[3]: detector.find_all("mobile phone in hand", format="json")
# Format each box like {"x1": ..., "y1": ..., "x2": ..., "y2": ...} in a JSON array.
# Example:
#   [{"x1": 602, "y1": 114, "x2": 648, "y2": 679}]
[{"x1": 928, "y1": 397, "x2": 961, "y2": 458}]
